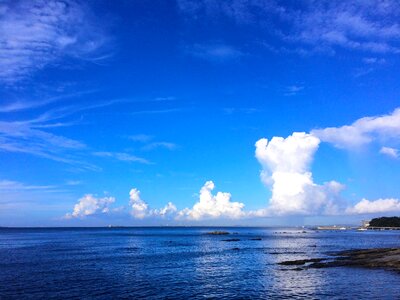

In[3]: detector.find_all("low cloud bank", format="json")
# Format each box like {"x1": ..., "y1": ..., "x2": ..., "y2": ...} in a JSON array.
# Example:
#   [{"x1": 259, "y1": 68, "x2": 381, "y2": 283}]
[
  {"x1": 65, "y1": 108, "x2": 400, "y2": 220},
  {"x1": 65, "y1": 181, "x2": 244, "y2": 221},
  {"x1": 346, "y1": 198, "x2": 400, "y2": 214}
]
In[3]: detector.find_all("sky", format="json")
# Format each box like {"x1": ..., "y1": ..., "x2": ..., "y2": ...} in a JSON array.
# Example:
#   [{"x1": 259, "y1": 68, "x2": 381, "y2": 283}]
[{"x1": 1, "y1": 0, "x2": 400, "y2": 227}]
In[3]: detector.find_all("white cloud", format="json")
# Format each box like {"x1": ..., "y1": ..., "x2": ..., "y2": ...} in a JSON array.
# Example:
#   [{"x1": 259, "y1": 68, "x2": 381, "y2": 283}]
[
  {"x1": 346, "y1": 198, "x2": 400, "y2": 214},
  {"x1": 0, "y1": 0, "x2": 110, "y2": 84},
  {"x1": 63, "y1": 187, "x2": 178, "y2": 220},
  {"x1": 153, "y1": 202, "x2": 177, "y2": 216},
  {"x1": 312, "y1": 108, "x2": 400, "y2": 149},
  {"x1": 255, "y1": 132, "x2": 344, "y2": 215},
  {"x1": 380, "y1": 146, "x2": 399, "y2": 159},
  {"x1": 129, "y1": 188, "x2": 178, "y2": 219},
  {"x1": 129, "y1": 188, "x2": 149, "y2": 219},
  {"x1": 177, "y1": 181, "x2": 245, "y2": 220},
  {"x1": 94, "y1": 151, "x2": 151, "y2": 164},
  {"x1": 65, "y1": 194, "x2": 115, "y2": 218}
]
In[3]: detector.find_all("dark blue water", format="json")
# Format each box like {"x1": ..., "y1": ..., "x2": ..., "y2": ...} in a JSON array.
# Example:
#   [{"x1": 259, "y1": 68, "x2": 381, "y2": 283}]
[{"x1": 1, "y1": 227, "x2": 399, "y2": 299}]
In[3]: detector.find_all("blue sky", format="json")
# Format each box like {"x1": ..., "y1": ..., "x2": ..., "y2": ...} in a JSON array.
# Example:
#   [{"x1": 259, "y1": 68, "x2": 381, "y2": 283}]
[{"x1": 1, "y1": 0, "x2": 400, "y2": 226}]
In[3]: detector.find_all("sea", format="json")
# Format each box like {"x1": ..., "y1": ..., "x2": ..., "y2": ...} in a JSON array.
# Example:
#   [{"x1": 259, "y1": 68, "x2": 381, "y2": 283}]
[{"x1": 1, "y1": 227, "x2": 399, "y2": 299}]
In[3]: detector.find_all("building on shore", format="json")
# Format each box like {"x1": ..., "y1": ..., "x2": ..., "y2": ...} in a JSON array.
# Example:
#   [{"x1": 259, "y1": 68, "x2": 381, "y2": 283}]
[{"x1": 362, "y1": 220, "x2": 370, "y2": 228}]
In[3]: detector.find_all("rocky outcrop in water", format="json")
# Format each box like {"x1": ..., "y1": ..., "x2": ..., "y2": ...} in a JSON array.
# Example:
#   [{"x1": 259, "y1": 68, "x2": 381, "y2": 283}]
[
  {"x1": 206, "y1": 231, "x2": 230, "y2": 235},
  {"x1": 279, "y1": 248, "x2": 400, "y2": 273}
]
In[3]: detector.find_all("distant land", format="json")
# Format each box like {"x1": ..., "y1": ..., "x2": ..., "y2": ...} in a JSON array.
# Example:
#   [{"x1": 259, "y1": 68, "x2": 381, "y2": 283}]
[{"x1": 369, "y1": 217, "x2": 400, "y2": 228}]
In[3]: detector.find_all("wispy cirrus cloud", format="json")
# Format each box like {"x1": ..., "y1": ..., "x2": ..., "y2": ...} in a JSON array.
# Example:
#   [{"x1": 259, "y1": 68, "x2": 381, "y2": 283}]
[
  {"x1": 178, "y1": 0, "x2": 400, "y2": 56},
  {"x1": 283, "y1": 1, "x2": 400, "y2": 55},
  {"x1": 128, "y1": 134, "x2": 153, "y2": 143},
  {"x1": 0, "y1": 118, "x2": 92, "y2": 168},
  {"x1": 363, "y1": 57, "x2": 386, "y2": 65},
  {"x1": 0, "y1": 0, "x2": 111, "y2": 84},
  {"x1": 93, "y1": 151, "x2": 151, "y2": 164},
  {"x1": 130, "y1": 108, "x2": 186, "y2": 115},
  {"x1": 380, "y1": 146, "x2": 399, "y2": 159},
  {"x1": 0, "y1": 98, "x2": 132, "y2": 170},
  {"x1": 0, "y1": 179, "x2": 71, "y2": 211},
  {"x1": 0, "y1": 179, "x2": 56, "y2": 192},
  {"x1": 185, "y1": 43, "x2": 244, "y2": 61},
  {"x1": 0, "y1": 89, "x2": 98, "y2": 113},
  {"x1": 284, "y1": 85, "x2": 304, "y2": 96},
  {"x1": 142, "y1": 142, "x2": 178, "y2": 151},
  {"x1": 128, "y1": 134, "x2": 178, "y2": 151},
  {"x1": 222, "y1": 107, "x2": 260, "y2": 115}
]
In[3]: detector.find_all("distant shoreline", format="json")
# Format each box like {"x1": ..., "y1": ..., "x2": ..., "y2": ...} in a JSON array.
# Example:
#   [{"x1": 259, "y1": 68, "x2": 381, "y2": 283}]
[{"x1": 0, "y1": 226, "x2": 397, "y2": 230}]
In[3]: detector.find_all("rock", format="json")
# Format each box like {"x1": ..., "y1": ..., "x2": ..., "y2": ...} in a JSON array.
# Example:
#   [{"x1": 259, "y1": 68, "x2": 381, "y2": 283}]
[
  {"x1": 232, "y1": 247, "x2": 240, "y2": 251},
  {"x1": 268, "y1": 251, "x2": 305, "y2": 255},
  {"x1": 280, "y1": 248, "x2": 400, "y2": 272},
  {"x1": 222, "y1": 238, "x2": 240, "y2": 242},
  {"x1": 206, "y1": 231, "x2": 230, "y2": 235},
  {"x1": 250, "y1": 237, "x2": 262, "y2": 240},
  {"x1": 279, "y1": 267, "x2": 304, "y2": 271},
  {"x1": 278, "y1": 258, "x2": 325, "y2": 266}
]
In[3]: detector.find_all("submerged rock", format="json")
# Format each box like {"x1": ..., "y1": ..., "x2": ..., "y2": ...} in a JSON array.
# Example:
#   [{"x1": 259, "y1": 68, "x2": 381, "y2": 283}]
[{"x1": 223, "y1": 238, "x2": 240, "y2": 242}]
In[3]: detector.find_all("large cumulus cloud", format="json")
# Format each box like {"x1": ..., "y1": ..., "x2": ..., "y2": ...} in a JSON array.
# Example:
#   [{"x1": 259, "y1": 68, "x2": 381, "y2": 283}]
[
  {"x1": 177, "y1": 181, "x2": 245, "y2": 220},
  {"x1": 255, "y1": 132, "x2": 344, "y2": 215}
]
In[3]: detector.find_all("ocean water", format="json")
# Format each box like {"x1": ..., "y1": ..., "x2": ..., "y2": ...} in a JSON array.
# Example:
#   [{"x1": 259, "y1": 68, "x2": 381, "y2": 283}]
[{"x1": 1, "y1": 227, "x2": 400, "y2": 299}]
